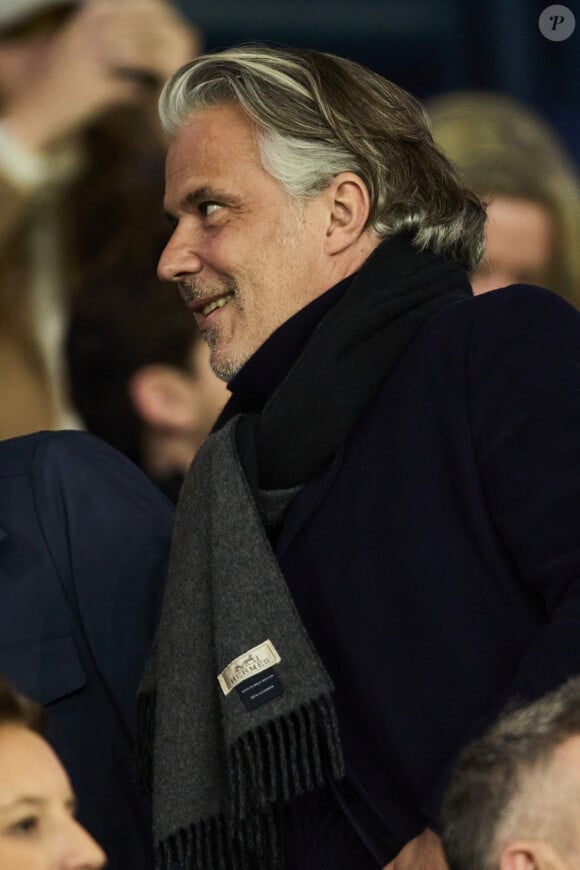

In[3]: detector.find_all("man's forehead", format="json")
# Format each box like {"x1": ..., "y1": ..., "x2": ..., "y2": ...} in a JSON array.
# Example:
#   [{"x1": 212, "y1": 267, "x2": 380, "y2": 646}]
[
  {"x1": 164, "y1": 105, "x2": 267, "y2": 189},
  {"x1": 167, "y1": 105, "x2": 258, "y2": 159}
]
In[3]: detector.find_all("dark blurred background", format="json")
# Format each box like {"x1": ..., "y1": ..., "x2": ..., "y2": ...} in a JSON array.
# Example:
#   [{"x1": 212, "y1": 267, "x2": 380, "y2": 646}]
[{"x1": 174, "y1": 0, "x2": 580, "y2": 166}]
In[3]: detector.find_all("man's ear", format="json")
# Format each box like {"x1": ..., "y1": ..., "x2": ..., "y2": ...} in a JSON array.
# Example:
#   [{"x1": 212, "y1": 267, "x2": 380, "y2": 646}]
[
  {"x1": 499, "y1": 839, "x2": 566, "y2": 870},
  {"x1": 128, "y1": 364, "x2": 196, "y2": 432},
  {"x1": 322, "y1": 171, "x2": 372, "y2": 255}
]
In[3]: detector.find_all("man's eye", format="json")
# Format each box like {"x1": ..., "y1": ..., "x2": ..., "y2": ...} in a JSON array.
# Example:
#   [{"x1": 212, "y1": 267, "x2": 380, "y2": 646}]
[
  {"x1": 8, "y1": 815, "x2": 40, "y2": 836},
  {"x1": 201, "y1": 202, "x2": 223, "y2": 217}
]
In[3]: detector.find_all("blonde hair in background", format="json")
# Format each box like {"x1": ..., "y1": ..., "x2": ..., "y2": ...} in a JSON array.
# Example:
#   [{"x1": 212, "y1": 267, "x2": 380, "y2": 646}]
[{"x1": 428, "y1": 91, "x2": 580, "y2": 308}]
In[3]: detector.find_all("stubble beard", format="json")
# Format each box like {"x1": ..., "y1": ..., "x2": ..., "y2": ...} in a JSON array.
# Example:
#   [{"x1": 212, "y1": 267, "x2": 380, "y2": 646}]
[
  {"x1": 194, "y1": 275, "x2": 249, "y2": 382},
  {"x1": 204, "y1": 330, "x2": 246, "y2": 382},
  {"x1": 187, "y1": 201, "x2": 307, "y2": 382}
]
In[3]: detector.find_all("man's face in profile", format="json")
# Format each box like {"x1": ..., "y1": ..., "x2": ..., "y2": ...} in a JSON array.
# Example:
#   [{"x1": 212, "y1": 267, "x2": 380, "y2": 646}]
[{"x1": 159, "y1": 102, "x2": 329, "y2": 381}]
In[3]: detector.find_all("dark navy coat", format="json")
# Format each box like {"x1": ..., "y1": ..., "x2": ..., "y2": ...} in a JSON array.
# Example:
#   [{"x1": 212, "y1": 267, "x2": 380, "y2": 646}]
[
  {"x1": 286, "y1": 284, "x2": 580, "y2": 863},
  {"x1": 0, "y1": 431, "x2": 173, "y2": 869},
  {"x1": 230, "y1": 281, "x2": 580, "y2": 867}
]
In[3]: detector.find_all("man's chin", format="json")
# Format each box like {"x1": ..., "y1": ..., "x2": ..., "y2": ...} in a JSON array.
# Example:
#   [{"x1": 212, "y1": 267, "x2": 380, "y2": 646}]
[{"x1": 209, "y1": 349, "x2": 244, "y2": 383}]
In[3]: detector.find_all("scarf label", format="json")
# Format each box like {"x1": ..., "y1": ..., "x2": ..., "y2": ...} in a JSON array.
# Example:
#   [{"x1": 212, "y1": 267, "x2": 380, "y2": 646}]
[
  {"x1": 236, "y1": 669, "x2": 284, "y2": 710},
  {"x1": 218, "y1": 639, "x2": 281, "y2": 696}
]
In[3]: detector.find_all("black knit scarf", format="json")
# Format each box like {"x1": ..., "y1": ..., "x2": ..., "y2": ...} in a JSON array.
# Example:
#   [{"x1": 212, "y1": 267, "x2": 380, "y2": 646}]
[{"x1": 137, "y1": 234, "x2": 472, "y2": 869}]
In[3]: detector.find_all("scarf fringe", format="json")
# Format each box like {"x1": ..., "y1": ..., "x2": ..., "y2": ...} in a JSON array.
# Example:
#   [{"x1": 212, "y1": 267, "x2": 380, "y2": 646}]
[
  {"x1": 229, "y1": 694, "x2": 344, "y2": 821},
  {"x1": 154, "y1": 694, "x2": 345, "y2": 870},
  {"x1": 155, "y1": 811, "x2": 280, "y2": 870}
]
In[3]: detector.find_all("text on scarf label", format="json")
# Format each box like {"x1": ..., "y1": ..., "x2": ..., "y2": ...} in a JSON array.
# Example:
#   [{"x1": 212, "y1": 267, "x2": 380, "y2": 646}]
[
  {"x1": 236, "y1": 669, "x2": 284, "y2": 710},
  {"x1": 217, "y1": 639, "x2": 281, "y2": 696}
]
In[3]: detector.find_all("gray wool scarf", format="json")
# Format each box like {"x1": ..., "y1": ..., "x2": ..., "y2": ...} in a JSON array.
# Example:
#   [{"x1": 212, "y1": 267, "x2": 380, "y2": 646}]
[
  {"x1": 138, "y1": 234, "x2": 474, "y2": 869},
  {"x1": 138, "y1": 417, "x2": 344, "y2": 869}
]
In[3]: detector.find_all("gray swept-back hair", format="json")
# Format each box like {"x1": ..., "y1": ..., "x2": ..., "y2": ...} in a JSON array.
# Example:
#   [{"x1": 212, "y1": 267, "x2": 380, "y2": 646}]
[
  {"x1": 159, "y1": 45, "x2": 485, "y2": 271},
  {"x1": 441, "y1": 678, "x2": 580, "y2": 870}
]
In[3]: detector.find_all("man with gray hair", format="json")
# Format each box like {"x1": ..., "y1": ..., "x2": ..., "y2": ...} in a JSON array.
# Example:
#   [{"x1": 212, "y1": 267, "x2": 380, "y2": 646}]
[
  {"x1": 442, "y1": 678, "x2": 580, "y2": 870},
  {"x1": 138, "y1": 45, "x2": 580, "y2": 870}
]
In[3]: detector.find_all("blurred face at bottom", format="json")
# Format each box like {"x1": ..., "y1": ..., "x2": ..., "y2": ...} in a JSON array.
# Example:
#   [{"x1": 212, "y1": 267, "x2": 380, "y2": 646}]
[
  {"x1": 471, "y1": 195, "x2": 554, "y2": 294},
  {"x1": 0, "y1": 725, "x2": 106, "y2": 870}
]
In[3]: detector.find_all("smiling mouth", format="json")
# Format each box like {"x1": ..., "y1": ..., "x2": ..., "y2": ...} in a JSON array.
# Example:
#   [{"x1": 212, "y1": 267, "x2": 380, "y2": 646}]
[{"x1": 200, "y1": 292, "x2": 235, "y2": 317}]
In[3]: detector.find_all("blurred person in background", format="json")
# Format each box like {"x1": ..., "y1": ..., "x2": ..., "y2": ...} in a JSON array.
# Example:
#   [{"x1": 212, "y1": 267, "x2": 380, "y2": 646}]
[
  {"x1": 66, "y1": 253, "x2": 229, "y2": 502},
  {"x1": 0, "y1": 428, "x2": 173, "y2": 868},
  {"x1": 428, "y1": 92, "x2": 580, "y2": 304},
  {"x1": 0, "y1": 0, "x2": 200, "y2": 441},
  {"x1": 441, "y1": 678, "x2": 580, "y2": 870},
  {"x1": 0, "y1": 674, "x2": 106, "y2": 869}
]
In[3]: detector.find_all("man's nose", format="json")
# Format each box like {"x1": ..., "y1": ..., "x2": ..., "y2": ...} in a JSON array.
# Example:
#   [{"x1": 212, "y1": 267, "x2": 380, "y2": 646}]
[{"x1": 158, "y1": 227, "x2": 203, "y2": 282}]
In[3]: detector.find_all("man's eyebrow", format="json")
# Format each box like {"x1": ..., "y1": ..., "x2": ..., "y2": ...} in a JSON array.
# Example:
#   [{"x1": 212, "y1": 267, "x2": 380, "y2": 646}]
[
  {"x1": 163, "y1": 186, "x2": 242, "y2": 222},
  {"x1": 185, "y1": 186, "x2": 236, "y2": 206}
]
